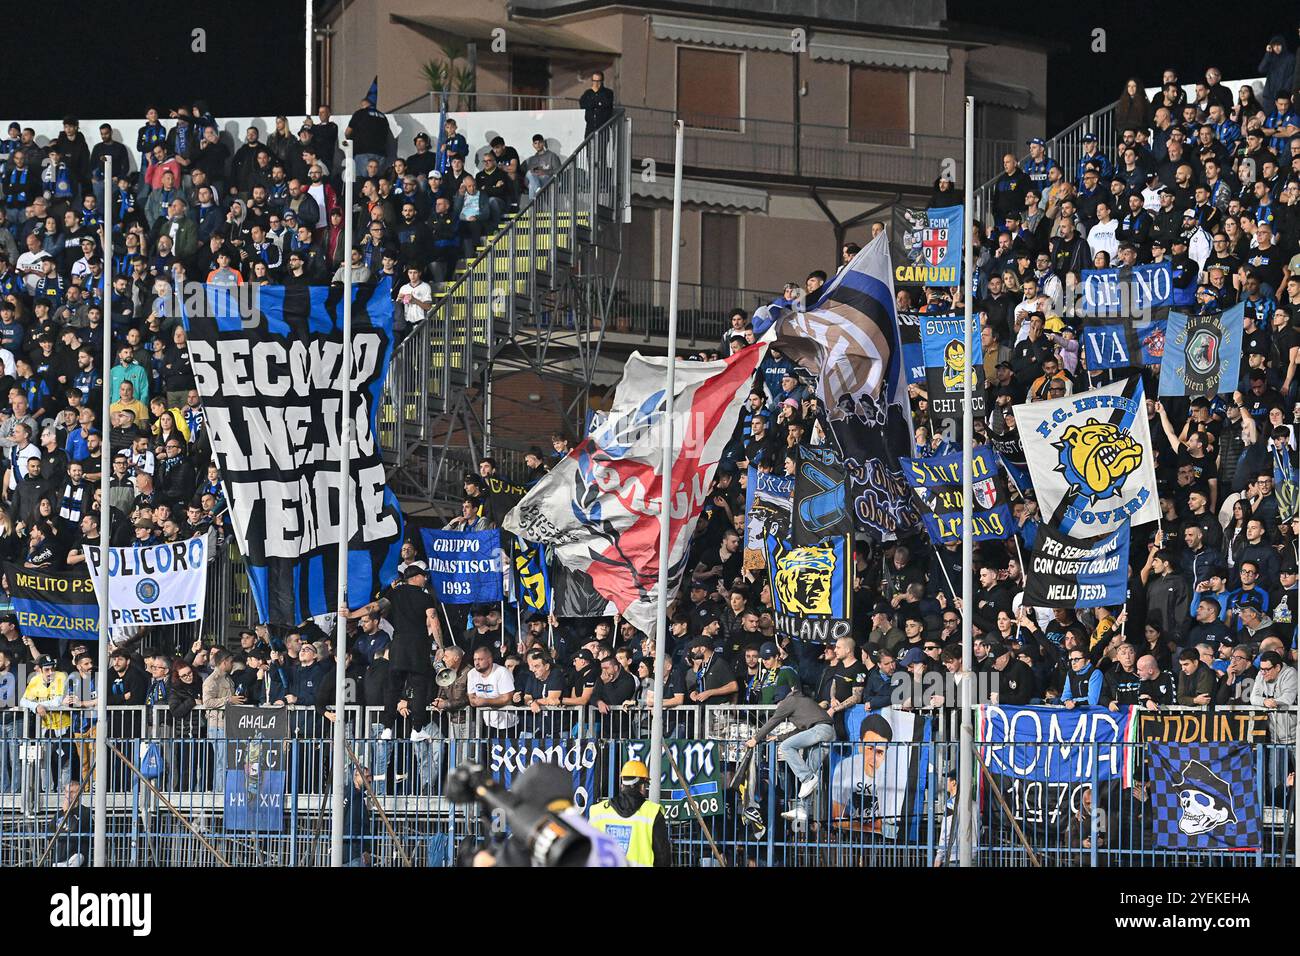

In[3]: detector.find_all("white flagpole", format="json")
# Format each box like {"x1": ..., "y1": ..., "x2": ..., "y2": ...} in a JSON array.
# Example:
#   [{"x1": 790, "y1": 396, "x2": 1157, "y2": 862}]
[
  {"x1": 305, "y1": 0, "x2": 314, "y2": 118},
  {"x1": 648, "y1": 120, "x2": 684, "y2": 803},
  {"x1": 958, "y1": 95, "x2": 976, "y2": 869},
  {"x1": 92, "y1": 154, "x2": 112, "y2": 866},
  {"x1": 329, "y1": 138, "x2": 355, "y2": 868}
]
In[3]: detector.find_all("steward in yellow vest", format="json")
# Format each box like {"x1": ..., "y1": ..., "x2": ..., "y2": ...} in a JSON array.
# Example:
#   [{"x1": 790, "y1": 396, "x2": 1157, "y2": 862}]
[{"x1": 588, "y1": 760, "x2": 672, "y2": 866}]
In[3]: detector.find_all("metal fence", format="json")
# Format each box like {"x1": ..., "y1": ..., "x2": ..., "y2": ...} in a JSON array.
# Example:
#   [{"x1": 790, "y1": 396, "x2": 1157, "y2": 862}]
[{"x1": 3, "y1": 703, "x2": 1292, "y2": 867}]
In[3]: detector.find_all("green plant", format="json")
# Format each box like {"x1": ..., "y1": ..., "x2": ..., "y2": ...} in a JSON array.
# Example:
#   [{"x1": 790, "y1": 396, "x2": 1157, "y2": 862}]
[{"x1": 420, "y1": 59, "x2": 449, "y2": 93}]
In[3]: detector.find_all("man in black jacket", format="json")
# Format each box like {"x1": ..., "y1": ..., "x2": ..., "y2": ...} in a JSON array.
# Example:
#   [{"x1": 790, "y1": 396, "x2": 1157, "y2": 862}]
[
  {"x1": 579, "y1": 72, "x2": 615, "y2": 137},
  {"x1": 991, "y1": 643, "x2": 1036, "y2": 705}
]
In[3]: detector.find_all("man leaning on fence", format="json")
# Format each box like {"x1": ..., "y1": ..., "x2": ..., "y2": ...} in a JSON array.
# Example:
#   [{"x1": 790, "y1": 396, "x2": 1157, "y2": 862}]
[{"x1": 202, "y1": 649, "x2": 243, "y2": 792}]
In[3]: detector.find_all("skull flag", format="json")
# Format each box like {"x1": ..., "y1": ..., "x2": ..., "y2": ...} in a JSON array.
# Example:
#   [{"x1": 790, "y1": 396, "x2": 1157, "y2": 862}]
[
  {"x1": 501, "y1": 343, "x2": 768, "y2": 638},
  {"x1": 1012, "y1": 375, "x2": 1160, "y2": 536},
  {"x1": 1146, "y1": 742, "x2": 1260, "y2": 850}
]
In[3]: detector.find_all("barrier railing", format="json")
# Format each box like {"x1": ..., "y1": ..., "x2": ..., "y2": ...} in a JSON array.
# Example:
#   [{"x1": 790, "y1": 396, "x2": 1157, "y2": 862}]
[{"x1": 3, "y1": 703, "x2": 1293, "y2": 867}]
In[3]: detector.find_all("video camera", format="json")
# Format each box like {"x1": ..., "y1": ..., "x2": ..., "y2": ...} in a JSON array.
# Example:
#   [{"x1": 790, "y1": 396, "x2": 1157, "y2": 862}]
[{"x1": 446, "y1": 764, "x2": 592, "y2": 867}]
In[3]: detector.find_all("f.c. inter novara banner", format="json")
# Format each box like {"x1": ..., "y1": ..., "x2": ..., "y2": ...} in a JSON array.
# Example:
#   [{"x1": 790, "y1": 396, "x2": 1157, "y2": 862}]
[
  {"x1": 502, "y1": 344, "x2": 768, "y2": 638},
  {"x1": 85, "y1": 537, "x2": 209, "y2": 628},
  {"x1": 183, "y1": 280, "x2": 404, "y2": 624},
  {"x1": 3, "y1": 564, "x2": 97, "y2": 642}
]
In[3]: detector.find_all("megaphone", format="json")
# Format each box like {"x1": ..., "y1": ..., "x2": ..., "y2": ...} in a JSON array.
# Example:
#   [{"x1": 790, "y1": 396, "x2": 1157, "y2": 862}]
[{"x1": 434, "y1": 663, "x2": 457, "y2": 687}]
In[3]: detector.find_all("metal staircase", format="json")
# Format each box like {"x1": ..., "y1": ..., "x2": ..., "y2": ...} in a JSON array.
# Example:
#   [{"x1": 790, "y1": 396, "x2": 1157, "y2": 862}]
[
  {"x1": 378, "y1": 112, "x2": 629, "y2": 514},
  {"x1": 973, "y1": 99, "x2": 1119, "y2": 225}
]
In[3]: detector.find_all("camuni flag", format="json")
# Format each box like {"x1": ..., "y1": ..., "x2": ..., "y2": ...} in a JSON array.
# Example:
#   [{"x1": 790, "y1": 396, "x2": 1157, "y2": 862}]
[{"x1": 502, "y1": 343, "x2": 768, "y2": 637}]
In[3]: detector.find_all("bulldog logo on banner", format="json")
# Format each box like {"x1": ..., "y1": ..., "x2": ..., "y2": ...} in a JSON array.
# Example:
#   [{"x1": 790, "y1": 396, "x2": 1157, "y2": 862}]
[{"x1": 1013, "y1": 376, "x2": 1159, "y2": 536}]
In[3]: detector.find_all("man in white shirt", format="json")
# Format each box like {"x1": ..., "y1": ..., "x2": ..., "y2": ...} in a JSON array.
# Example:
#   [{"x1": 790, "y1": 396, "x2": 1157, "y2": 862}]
[
  {"x1": 467, "y1": 645, "x2": 516, "y2": 730},
  {"x1": 396, "y1": 264, "x2": 433, "y2": 332},
  {"x1": 1087, "y1": 202, "x2": 1119, "y2": 261},
  {"x1": 15, "y1": 234, "x2": 47, "y2": 294}
]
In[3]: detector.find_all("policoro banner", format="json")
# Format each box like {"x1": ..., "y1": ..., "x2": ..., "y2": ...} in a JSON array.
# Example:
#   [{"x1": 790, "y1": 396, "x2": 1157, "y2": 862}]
[
  {"x1": 85, "y1": 536, "x2": 209, "y2": 628},
  {"x1": 3, "y1": 563, "x2": 97, "y2": 642}
]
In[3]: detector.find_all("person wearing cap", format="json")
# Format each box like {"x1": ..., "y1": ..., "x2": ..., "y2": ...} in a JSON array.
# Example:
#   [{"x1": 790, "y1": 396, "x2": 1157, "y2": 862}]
[
  {"x1": 989, "y1": 641, "x2": 1036, "y2": 706},
  {"x1": 751, "y1": 641, "x2": 799, "y2": 704},
  {"x1": 21, "y1": 654, "x2": 72, "y2": 790},
  {"x1": 587, "y1": 759, "x2": 671, "y2": 866},
  {"x1": 685, "y1": 636, "x2": 738, "y2": 705},
  {"x1": 1021, "y1": 137, "x2": 1057, "y2": 198},
  {"x1": 1075, "y1": 132, "x2": 1112, "y2": 184}
]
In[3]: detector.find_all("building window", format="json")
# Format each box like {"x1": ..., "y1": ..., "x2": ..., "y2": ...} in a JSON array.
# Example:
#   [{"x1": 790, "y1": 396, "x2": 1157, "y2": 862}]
[
  {"x1": 700, "y1": 213, "x2": 739, "y2": 288},
  {"x1": 848, "y1": 66, "x2": 910, "y2": 144},
  {"x1": 677, "y1": 48, "x2": 742, "y2": 131}
]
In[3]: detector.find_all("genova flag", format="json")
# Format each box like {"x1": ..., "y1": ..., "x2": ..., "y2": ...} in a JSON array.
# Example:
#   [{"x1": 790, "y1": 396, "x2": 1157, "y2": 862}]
[{"x1": 85, "y1": 537, "x2": 209, "y2": 628}]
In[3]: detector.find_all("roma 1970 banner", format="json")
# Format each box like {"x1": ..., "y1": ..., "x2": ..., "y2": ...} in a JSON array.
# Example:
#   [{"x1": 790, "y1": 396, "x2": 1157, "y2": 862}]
[
  {"x1": 184, "y1": 279, "x2": 404, "y2": 623},
  {"x1": 3, "y1": 564, "x2": 97, "y2": 642},
  {"x1": 979, "y1": 704, "x2": 1137, "y2": 832},
  {"x1": 901, "y1": 446, "x2": 1012, "y2": 545},
  {"x1": 765, "y1": 534, "x2": 852, "y2": 644},
  {"x1": 84, "y1": 537, "x2": 209, "y2": 628}
]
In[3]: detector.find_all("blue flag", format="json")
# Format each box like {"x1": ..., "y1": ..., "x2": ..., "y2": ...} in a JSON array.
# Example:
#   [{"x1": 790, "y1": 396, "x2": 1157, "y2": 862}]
[
  {"x1": 1079, "y1": 263, "x2": 1174, "y2": 316},
  {"x1": 1158, "y1": 304, "x2": 1244, "y2": 397},
  {"x1": 510, "y1": 535, "x2": 551, "y2": 614},
  {"x1": 1022, "y1": 522, "x2": 1130, "y2": 608},
  {"x1": 420, "y1": 528, "x2": 505, "y2": 604},
  {"x1": 900, "y1": 446, "x2": 1013, "y2": 544},
  {"x1": 224, "y1": 770, "x2": 287, "y2": 832},
  {"x1": 434, "y1": 91, "x2": 450, "y2": 175},
  {"x1": 1082, "y1": 312, "x2": 1168, "y2": 370},
  {"x1": 919, "y1": 313, "x2": 985, "y2": 443},
  {"x1": 1146, "y1": 742, "x2": 1260, "y2": 850},
  {"x1": 894, "y1": 204, "x2": 963, "y2": 287}
]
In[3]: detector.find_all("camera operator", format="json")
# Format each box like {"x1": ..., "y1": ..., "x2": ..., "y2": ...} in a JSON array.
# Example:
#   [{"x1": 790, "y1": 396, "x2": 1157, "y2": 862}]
[{"x1": 463, "y1": 761, "x2": 628, "y2": 867}]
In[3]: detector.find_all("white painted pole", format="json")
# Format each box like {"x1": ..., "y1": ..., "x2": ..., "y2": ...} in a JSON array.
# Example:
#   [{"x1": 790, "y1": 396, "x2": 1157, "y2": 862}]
[
  {"x1": 305, "y1": 0, "x2": 314, "y2": 118},
  {"x1": 92, "y1": 154, "x2": 113, "y2": 866},
  {"x1": 958, "y1": 95, "x2": 976, "y2": 869},
  {"x1": 648, "y1": 120, "x2": 684, "y2": 804},
  {"x1": 329, "y1": 138, "x2": 355, "y2": 867}
]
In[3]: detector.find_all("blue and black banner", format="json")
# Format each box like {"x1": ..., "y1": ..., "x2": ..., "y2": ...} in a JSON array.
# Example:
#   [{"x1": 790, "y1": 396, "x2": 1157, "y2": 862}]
[
  {"x1": 919, "y1": 314, "x2": 985, "y2": 444},
  {"x1": 1146, "y1": 742, "x2": 1260, "y2": 850},
  {"x1": 510, "y1": 535, "x2": 551, "y2": 614},
  {"x1": 1158, "y1": 304, "x2": 1244, "y2": 397},
  {"x1": 183, "y1": 279, "x2": 404, "y2": 624},
  {"x1": 900, "y1": 446, "x2": 1013, "y2": 545},
  {"x1": 792, "y1": 445, "x2": 853, "y2": 546},
  {"x1": 765, "y1": 534, "x2": 852, "y2": 644},
  {"x1": 3, "y1": 564, "x2": 97, "y2": 642},
  {"x1": 892, "y1": 204, "x2": 963, "y2": 287},
  {"x1": 1022, "y1": 522, "x2": 1130, "y2": 608}
]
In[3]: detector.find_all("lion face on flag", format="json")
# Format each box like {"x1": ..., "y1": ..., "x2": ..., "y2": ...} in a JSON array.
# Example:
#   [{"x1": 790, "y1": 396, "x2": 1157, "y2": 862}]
[
  {"x1": 941, "y1": 339, "x2": 966, "y2": 392},
  {"x1": 1053, "y1": 419, "x2": 1143, "y2": 502},
  {"x1": 774, "y1": 546, "x2": 835, "y2": 615}
]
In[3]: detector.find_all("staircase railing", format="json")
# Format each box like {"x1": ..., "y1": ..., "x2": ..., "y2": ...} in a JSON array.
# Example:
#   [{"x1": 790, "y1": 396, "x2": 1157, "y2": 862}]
[
  {"x1": 379, "y1": 109, "x2": 628, "y2": 478},
  {"x1": 973, "y1": 99, "x2": 1119, "y2": 227}
]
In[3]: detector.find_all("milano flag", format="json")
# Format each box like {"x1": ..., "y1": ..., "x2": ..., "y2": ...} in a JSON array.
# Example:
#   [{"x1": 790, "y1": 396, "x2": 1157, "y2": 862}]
[
  {"x1": 1013, "y1": 376, "x2": 1160, "y2": 536},
  {"x1": 184, "y1": 279, "x2": 404, "y2": 624},
  {"x1": 766, "y1": 534, "x2": 852, "y2": 644},
  {"x1": 502, "y1": 344, "x2": 768, "y2": 637}
]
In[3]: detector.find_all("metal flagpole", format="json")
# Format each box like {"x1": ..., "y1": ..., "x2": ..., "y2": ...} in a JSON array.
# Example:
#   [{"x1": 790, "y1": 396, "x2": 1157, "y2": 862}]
[
  {"x1": 329, "y1": 138, "x2": 355, "y2": 867},
  {"x1": 648, "y1": 120, "x2": 685, "y2": 804},
  {"x1": 305, "y1": 0, "x2": 314, "y2": 117},
  {"x1": 958, "y1": 95, "x2": 976, "y2": 869},
  {"x1": 92, "y1": 154, "x2": 113, "y2": 866}
]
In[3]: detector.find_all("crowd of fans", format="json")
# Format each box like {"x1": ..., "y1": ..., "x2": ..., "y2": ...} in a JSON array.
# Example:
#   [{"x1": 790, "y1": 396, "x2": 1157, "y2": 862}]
[{"x1": 0, "y1": 50, "x2": 1295, "y2": 857}]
